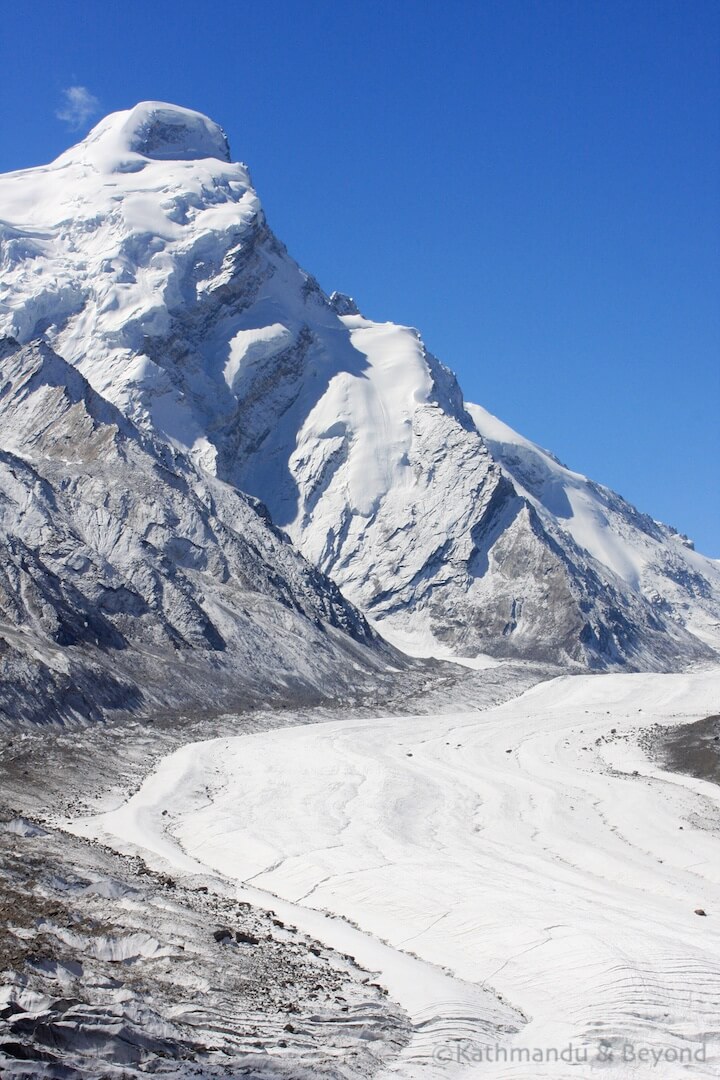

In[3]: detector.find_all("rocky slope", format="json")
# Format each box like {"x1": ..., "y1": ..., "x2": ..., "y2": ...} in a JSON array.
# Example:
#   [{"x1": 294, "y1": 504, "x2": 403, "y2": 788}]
[
  {"x1": 0, "y1": 102, "x2": 718, "y2": 674},
  {"x1": 0, "y1": 337, "x2": 400, "y2": 724},
  {"x1": 0, "y1": 820, "x2": 409, "y2": 1079}
]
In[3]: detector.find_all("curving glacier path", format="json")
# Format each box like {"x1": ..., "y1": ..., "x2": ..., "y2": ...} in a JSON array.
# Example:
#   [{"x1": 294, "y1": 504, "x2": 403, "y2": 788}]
[{"x1": 69, "y1": 671, "x2": 720, "y2": 1077}]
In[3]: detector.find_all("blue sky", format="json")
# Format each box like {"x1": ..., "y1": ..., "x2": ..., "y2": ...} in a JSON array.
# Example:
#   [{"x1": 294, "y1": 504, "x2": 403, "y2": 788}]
[{"x1": 2, "y1": 1, "x2": 718, "y2": 554}]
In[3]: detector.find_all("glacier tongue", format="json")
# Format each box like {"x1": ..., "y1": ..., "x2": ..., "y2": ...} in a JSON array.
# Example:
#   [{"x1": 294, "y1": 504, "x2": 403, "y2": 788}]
[{"x1": 1, "y1": 102, "x2": 718, "y2": 674}]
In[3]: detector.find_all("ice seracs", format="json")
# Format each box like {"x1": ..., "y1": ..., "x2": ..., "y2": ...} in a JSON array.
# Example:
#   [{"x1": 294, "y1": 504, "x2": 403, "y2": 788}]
[{"x1": 1, "y1": 102, "x2": 718, "y2": 674}]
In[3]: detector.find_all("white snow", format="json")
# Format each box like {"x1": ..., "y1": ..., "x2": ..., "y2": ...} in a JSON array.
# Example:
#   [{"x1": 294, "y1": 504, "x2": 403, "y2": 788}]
[
  {"x1": 223, "y1": 323, "x2": 294, "y2": 392},
  {"x1": 288, "y1": 316, "x2": 434, "y2": 524},
  {"x1": 372, "y1": 616, "x2": 501, "y2": 669},
  {"x1": 0, "y1": 102, "x2": 257, "y2": 447},
  {"x1": 467, "y1": 404, "x2": 648, "y2": 585},
  {"x1": 68, "y1": 670, "x2": 720, "y2": 1077},
  {"x1": 57, "y1": 101, "x2": 231, "y2": 166}
]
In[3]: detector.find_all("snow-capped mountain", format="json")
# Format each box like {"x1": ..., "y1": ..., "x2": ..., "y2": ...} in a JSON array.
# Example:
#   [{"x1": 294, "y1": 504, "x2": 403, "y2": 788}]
[{"x1": 1, "y1": 102, "x2": 718, "y2": 675}]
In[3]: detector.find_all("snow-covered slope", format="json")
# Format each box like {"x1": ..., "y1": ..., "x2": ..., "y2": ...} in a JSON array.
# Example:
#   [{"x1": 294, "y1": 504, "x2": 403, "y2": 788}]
[
  {"x1": 1, "y1": 102, "x2": 717, "y2": 671},
  {"x1": 468, "y1": 403, "x2": 720, "y2": 651},
  {"x1": 0, "y1": 337, "x2": 398, "y2": 723}
]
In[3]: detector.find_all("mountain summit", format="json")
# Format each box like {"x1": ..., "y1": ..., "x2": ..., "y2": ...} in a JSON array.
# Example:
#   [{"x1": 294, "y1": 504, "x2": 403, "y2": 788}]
[
  {"x1": 60, "y1": 101, "x2": 232, "y2": 164},
  {"x1": 1, "y1": 102, "x2": 718, "y2": 687}
]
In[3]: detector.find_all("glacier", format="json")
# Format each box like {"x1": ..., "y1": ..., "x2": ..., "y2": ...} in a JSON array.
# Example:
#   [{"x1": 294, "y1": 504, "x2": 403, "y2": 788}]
[{"x1": 68, "y1": 670, "x2": 720, "y2": 1078}]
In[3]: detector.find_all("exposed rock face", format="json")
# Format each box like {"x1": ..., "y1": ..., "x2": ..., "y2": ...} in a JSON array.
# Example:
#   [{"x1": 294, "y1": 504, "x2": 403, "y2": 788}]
[
  {"x1": 0, "y1": 339, "x2": 399, "y2": 723},
  {"x1": 0, "y1": 102, "x2": 718, "y2": 677}
]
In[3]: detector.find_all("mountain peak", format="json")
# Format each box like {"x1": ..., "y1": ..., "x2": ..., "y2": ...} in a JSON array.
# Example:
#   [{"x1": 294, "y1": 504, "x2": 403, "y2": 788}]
[
  {"x1": 329, "y1": 291, "x2": 361, "y2": 317},
  {"x1": 62, "y1": 102, "x2": 231, "y2": 168}
]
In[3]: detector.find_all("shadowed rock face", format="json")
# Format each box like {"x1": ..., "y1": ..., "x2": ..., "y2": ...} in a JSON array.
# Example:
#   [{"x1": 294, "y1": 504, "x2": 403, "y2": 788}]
[
  {"x1": 0, "y1": 103, "x2": 718, "y2": 675},
  {"x1": 0, "y1": 339, "x2": 403, "y2": 724},
  {"x1": 650, "y1": 714, "x2": 720, "y2": 785}
]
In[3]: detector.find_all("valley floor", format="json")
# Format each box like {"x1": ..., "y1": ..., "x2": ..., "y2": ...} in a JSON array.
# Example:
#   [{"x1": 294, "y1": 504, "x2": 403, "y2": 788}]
[
  {"x1": 71, "y1": 669, "x2": 720, "y2": 1077},
  {"x1": 1, "y1": 663, "x2": 719, "y2": 1077}
]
